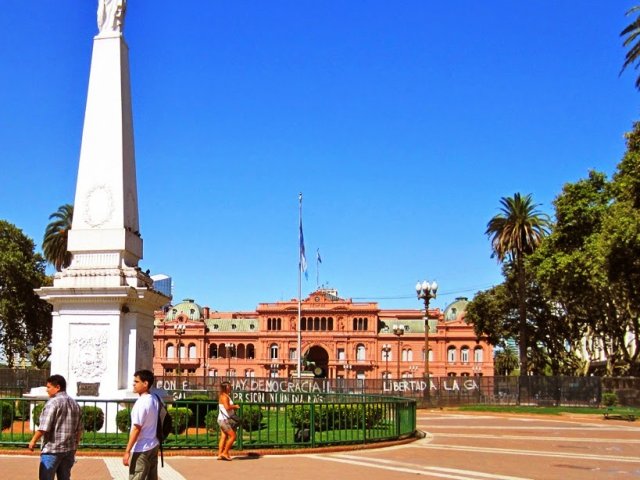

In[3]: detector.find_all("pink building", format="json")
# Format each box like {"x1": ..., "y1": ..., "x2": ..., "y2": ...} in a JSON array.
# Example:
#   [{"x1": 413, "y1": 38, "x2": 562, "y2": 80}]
[{"x1": 153, "y1": 289, "x2": 493, "y2": 379}]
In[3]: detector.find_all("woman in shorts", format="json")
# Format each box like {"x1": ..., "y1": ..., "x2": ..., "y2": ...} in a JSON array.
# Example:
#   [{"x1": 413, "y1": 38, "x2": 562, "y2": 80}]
[{"x1": 217, "y1": 381, "x2": 239, "y2": 460}]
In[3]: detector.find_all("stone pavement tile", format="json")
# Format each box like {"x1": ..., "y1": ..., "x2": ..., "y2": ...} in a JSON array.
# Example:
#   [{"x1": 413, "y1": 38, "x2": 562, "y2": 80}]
[
  {"x1": 167, "y1": 454, "x2": 396, "y2": 480},
  {"x1": 0, "y1": 455, "x2": 113, "y2": 480}
]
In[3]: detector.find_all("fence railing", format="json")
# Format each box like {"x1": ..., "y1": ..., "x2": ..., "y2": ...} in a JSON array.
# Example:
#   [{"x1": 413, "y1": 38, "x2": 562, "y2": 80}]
[
  {"x1": 0, "y1": 393, "x2": 416, "y2": 450},
  {"x1": 2, "y1": 370, "x2": 638, "y2": 407}
]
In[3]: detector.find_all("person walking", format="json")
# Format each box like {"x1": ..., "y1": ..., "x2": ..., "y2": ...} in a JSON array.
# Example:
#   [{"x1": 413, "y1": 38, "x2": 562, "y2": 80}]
[
  {"x1": 123, "y1": 369, "x2": 160, "y2": 480},
  {"x1": 217, "y1": 380, "x2": 239, "y2": 460},
  {"x1": 28, "y1": 374, "x2": 83, "y2": 480}
]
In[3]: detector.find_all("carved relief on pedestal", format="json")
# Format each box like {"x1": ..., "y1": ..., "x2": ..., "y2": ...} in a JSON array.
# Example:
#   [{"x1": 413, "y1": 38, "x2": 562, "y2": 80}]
[
  {"x1": 84, "y1": 185, "x2": 114, "y2": 228},
  {"x1": 70, "y1": 328, "x2": 108, "y2": 381}
]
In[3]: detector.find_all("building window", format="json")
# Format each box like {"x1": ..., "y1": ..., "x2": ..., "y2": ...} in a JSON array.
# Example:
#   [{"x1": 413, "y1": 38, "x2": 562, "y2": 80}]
[
  {"x1": 382, "y1": 348, "x2": 391, "y2": 361},
  {"x1": 289, "y1": 348, "x2": 297, "y2": 360},
  {"x1": 268, "y1": 317, "x2": 282, "y2": 331},
  {"x1": 246, "y1": 344, "x2": 255, "y2": 359},
  {"x1": 474, "y1": 347, "x2": 483, "y2": 363},
  {"x1": 461, "y1": 347, "x2": 469, "y2": 364},
  {"x1": 402, "y1": 349, "x2": 413, "y2": 362},
  {"x1": 352, "y1": 317, "x2": 368, "y2": 331},
  {"x1": 422, "y1": 349, "x2": 433, "y2": 362},
  {"x1": 270, "y1": 343, "x2": 279, "y2": 360},
  {"x1": 356, "y1": 344, "x2": 366, "y2": 361},
  {"x1": 245, "y1": 369, "x2": 255, "y2": 377},
  {"x1": 209, "y1": 369, "x2": 217, "y2": 377},
  {"x1": 447, "y1": 347, "x2": 456, "y2": 363},
  {"x1": 337, "y1": 348, "x2": 345, "y2": 361},
  {"x1": 209, "y1": 344, "x2": 218, "y2": 359},
  {"x1": 166, "y1": 344, "x2": 175, "y2": 358},
  {"x1": 188, "y1": 343, "x2": 197, "y2": 359},
  {"x1": 227, "y1": 369, "x2": 236, "y2": 377}
]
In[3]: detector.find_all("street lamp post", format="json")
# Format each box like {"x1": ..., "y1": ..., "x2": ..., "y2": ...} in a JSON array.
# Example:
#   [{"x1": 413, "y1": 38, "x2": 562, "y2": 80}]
[
  {"x1": 416, "y1": 280, "x2": 438, "y2": 400},
  {"x1": 174, "y1": 323, "x2": 186, "y2": 381},
  {"x1": 382, "y1": 344, "x2": 392, "y2": 380},
  {"x1": 225, "y1": 342, "x2": 235, "y2": 377},
  {"x1": 344, "y1": 362, "x2": 353, "y2": 380},
  {"x1": 392, "y1": 324, "x2": 405, "y2": 379}
]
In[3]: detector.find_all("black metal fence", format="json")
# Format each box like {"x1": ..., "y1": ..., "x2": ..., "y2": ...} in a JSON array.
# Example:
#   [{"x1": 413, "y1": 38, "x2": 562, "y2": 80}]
[
  {"x1": 154, "y1": 375, "x2": 622, "y2": 408},
  {"x1": 3, "y1": 369, "x2": 638, "y2": 407}
]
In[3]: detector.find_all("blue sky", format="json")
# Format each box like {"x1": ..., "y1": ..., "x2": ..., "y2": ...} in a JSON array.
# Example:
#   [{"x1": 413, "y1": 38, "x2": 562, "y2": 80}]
[{"x1": 1, "y1": 1, "x2": 638, "y2": 312}]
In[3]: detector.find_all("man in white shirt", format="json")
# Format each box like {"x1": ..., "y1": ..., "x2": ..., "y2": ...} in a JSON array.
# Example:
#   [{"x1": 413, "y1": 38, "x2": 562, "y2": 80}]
[{"x1": 123, "y1": 370, "x2": 159, "y2": 480}]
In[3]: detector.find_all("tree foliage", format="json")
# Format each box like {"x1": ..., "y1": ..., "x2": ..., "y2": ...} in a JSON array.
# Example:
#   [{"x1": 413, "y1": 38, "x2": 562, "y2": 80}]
[
  {"x1": 470, "y1": 123, "x2": 640, "y2": 376},
  {"x1": 43, "y1": 204, "x2": 73, "y2": 272},
  {"x1": 0, "y1": 221, "x2": 52, "y2": 367},
  {"x1": 621, "y1": 6, "x2": 640, "y2": 91},
  {"x1": 485, "y1": 193, "x2": 551, "y2": 376}
]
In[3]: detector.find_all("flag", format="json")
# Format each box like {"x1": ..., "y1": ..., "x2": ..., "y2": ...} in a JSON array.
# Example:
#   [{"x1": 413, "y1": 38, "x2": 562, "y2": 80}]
[
  {"x1": 317, "y1": 249, "x2": 322, "y2": 264},
  {"x1": 299, "y1": 217, "x2": 308, "y2": 279}
]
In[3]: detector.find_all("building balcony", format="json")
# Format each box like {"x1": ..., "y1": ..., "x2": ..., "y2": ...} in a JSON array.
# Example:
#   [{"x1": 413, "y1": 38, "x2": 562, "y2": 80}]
[{"x1": 157, "y1": 357, "x2": 201, "y2": 368}]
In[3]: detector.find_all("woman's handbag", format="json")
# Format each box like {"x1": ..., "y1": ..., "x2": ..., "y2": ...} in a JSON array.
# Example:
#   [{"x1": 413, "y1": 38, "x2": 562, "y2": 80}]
[{"x1": 226, "y1": 412, "x2": 242, "y2": 429}]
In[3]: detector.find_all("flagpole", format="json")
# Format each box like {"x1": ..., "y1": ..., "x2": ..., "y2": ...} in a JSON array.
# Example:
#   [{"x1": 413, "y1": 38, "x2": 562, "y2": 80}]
[
  {"x1": 316, "y1": 249, "x2": 319, "y2": 288},
  {"x1": 297, "y1": 193, "x2": 303, "y2": 379}
]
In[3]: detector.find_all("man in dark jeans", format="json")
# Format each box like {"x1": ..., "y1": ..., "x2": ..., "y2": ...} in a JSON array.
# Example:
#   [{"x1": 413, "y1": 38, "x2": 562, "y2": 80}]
[{"x1": 28, "y1": 374, "x2": 83, "y2": 480}]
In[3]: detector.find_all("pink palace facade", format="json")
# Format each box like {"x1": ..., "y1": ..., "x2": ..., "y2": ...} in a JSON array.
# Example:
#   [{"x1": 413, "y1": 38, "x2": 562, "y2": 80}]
[{"x1": 152, "y1": 289, "x2": 493, "y2": 380}]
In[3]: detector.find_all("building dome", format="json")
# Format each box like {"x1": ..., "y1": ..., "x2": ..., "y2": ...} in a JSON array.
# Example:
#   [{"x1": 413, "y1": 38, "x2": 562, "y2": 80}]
[
  {"x1": 443, "y1": 297, "x2": 468, "y2": 322},
  {"x1": 165, "y1": 298, "x2": 202, "y2": 321}
]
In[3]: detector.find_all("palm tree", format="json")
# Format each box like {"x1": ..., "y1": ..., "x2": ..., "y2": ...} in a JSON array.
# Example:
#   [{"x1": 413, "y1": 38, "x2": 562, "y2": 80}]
[
  {"x1": 621, "y1": 6, "x2": 640, "y2": 90},
  {"x1": 494, "y1": 347, "x2": 519, "y2": 376},
  {"x1": 486, "y1": 193, "x2": 550, "y2": 376},
  {"x1": 43, "y1": 204, "x2": 74, "y2": 271}
]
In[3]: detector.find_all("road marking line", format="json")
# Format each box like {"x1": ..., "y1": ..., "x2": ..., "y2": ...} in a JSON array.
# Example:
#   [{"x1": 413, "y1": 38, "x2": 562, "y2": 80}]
[
  {"x1": 432, "y1": 433, "x2": 640, "y2": 443},
  {"x1": 103, "y1": 457, "x2": 187, "y2": 480},
  {"x1": 416, "y1": 443, "x2": 640, "y2": 463},
  {"x1": 308, "y1": 454, "x2": 532, "y2": 480}
]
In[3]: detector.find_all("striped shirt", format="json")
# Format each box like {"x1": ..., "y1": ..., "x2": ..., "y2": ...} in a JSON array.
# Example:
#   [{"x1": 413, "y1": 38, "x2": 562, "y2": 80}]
[{"x1": 38, "y1": 391, "x2": 83, "y2": 453}]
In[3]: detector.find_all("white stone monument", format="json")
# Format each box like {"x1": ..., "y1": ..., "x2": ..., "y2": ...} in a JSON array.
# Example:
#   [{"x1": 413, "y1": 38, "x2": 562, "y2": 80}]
[{"x1": 36, "y1": 0, "x2": 169, "y2": 402}]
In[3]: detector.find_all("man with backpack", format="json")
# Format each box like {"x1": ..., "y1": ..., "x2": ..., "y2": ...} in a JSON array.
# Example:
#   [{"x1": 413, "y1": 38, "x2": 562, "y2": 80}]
[{"x1": 123, "y1": 369, "x2": 160, "y2": 480}]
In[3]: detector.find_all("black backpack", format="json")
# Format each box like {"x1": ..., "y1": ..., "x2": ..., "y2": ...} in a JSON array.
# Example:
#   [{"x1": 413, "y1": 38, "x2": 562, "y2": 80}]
[{"x1": 154, "y1": 393, "x2": 172, "y2": 467}]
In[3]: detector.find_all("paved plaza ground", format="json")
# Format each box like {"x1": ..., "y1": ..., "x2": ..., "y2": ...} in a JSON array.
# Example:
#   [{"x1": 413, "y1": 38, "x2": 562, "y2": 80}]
[{"x1": 2, "y1": 410, "x2": 639, "y2": 479}]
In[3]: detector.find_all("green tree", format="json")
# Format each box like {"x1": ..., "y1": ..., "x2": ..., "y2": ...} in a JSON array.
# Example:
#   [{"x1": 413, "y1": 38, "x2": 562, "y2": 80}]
[
  {"x1": 485, "y1": 193, "x2": 551, "y2": 376},
  {"x1": 0, "y1": 221, "x2": 52, "y2": 367},
  {"x1": 494, "y1": 347, "x2": 519, "y2": 376},
  {"x1": 43, "y1": 204, "x2": 73, "y2": 271},
  {"x1": 621, "y1": 6, "x2": 640, "y2": 90},
  {"x1": 533, "y1": 124, "x2": 640, "y2": 375}
]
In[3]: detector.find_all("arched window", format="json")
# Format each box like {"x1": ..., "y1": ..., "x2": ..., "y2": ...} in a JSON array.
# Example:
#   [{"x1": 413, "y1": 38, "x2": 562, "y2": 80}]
[
  {"x1": 461, "y1": 347, "x2": 469, "y2": 363},
  {"x1": 179, "y1": 343, "x2": 186, "y2": 359},
  {"x1": 188, "y1": 343, "x2": 197, "y2": 359},
  {"x1": 245, "y1": 369, "x2": 255, "y2": 378},
  {"x1": 246, "y1": 344, "x2": 255, "y2": 359},
  {"x1": 356, "y1": 344, "x2": 366, "y2": 361},
  {"x1": 270, "y1": 343, "x2": 279, "y2": 359},
  {"x1": 422, "y1": 348, "x2": 433, "y2": 362},
  {"x1": 237, "y1": 344, "x2": 246, "y2": 359},
  {"x1": 209, "y1": 344, "x2": 218, "y2": 358},
  {"x1": 447, "y1": 346, "x2": 456, "y2": 363},
  {"x1": 474, "y1": 347, "x2": 483, "y2": 363},
  {"x1": 401, "y1": 348, "x2": 413, "y2": 361},
  {"x1": 166, "y1": 344, "x2": 175, "y2": 358},
  {"x1": 382, "y1": 347, "x2": 392, "y2": 361}
]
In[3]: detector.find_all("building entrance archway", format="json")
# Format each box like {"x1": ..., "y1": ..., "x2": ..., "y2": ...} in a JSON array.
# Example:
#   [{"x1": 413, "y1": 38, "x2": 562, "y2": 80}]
[{"x1": 305, "y1": 345, "x2": 329, "y2": 378}]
